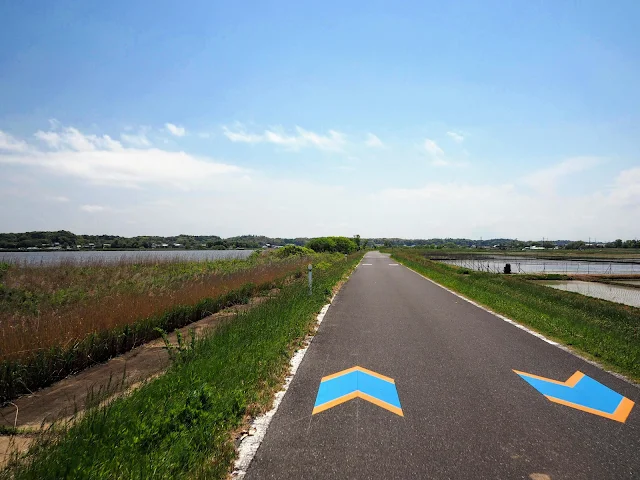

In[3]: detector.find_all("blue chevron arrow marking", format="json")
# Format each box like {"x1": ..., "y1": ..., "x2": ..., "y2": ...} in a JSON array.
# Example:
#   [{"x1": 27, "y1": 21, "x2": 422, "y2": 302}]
[
  {"x1": 312, "y1": 366, "x2": 403, "y2": 416},
  {"x1": 514, "y1": 370, "x2": 634, "y2": 423}
]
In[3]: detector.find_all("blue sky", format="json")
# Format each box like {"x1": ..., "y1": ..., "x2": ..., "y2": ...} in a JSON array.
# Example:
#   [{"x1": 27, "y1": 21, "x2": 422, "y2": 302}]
[{"x1": 1, "y1": 1, "x2": 639, "y2": 239}]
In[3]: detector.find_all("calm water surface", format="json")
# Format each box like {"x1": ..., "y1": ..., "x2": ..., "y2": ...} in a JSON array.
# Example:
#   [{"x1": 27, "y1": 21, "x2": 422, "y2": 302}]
[
  {"x1": 542, "y1": 280, "x2": 640, "y2": 308},
  {"x1": 0, "y1": 250, "x2": 255, "y2": 265},
  {"x1": 441, "y1": 256, "x2": 640, "y2": 275}
]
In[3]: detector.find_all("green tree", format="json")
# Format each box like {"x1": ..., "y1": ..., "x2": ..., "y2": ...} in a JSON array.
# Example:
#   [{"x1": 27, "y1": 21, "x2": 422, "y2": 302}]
[
  {"x1": 353, "y1": 235, "x2": 361, "y2": 250},
  {"x1": 306, "y1": 236, "x2": 356, "y2": 254}
]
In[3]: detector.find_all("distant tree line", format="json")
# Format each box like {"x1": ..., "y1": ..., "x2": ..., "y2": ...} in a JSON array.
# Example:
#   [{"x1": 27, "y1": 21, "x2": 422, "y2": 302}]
[
  {"x1": 0, "y1": 231, "x2": 309, "y2": 250},
  {"x1": 369, "y1": 237, "x2": 640, "y2": 249},
  {"x1": 1, "y1": 231, "x2": 638, "y2": 251}
]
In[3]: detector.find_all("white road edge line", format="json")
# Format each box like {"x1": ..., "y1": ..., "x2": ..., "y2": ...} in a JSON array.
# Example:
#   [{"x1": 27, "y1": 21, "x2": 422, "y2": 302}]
[
  {"x1": 400, "y1": 260, "x2": 640, "y2": 389},
  {"x1": 231, "y1": 294, "x2": 336, "y2": 478},
  {"x1": 362, "y1": 263, "x2": 373, "y2": 266}
]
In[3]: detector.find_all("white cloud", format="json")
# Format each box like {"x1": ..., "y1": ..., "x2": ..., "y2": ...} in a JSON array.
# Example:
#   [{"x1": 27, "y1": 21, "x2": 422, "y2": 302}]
[
  {"x1": 365, "y1": 133, "x2": 384, "y2": 148},
  {"x1": 1, "y1": 124, "x2": 245, "y2": 189},
  {"x1": 606, "y1": 167, "x2": 640, "y2": 207},
  {"x1": 447, "y1": 131, "x2": 464, "y2": 143},
  {"x1": 50, "y1": 195, "x2": 70, "y2": 202},
  {"x1": 43, "y1": 169, "x2": 636, "y2": 240},
  {"x1": 372, "y1": 176, "x2": 640, "y2": 239},
  {"x1": 222, "y1": 124, "x2": 346, "y2": 151},
  {"x1": 422, "y1": 137, "x2": 468, "y2": 167},
  {"x1": 0, "y1": 131, "x2": 29, "y2": 152},
  {"x1": 2, "y1": 124, "x2": 639, "y2": 241},
  {"x1": 80, "y1": 204, "x2": 106, "y2": 213},
  {"x1": 121, "y1": 132, "x2": 151, "y2": 147},
  {"x1": 523, "y1": 157, "x2": 602, "y2": 194},
  {"x1": 222, "y1": 126, "x2": 263, "y2": 144},
  {"x1": 34, "y1": 126, "x2": 123, "y2": 151},
  {"x1": 165, "y1": 123, "x2": 186, "y2": 137},
  {"x1": 424, "y1": 138, "x2": 444, "y2": 157}
]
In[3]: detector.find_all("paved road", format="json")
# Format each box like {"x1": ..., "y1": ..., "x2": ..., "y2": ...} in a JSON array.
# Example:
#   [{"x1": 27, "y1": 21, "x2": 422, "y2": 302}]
[{"x1": 246, "y1": 252, "x2": 639, "y2": 479}]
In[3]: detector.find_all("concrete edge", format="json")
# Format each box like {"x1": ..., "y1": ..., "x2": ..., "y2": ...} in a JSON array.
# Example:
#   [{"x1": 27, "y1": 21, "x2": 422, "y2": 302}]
[
  {"x1": 231, "y1": 262, "x2": 358, "y2": 478},
  {"x1": 397, "y1": 258, "x2": 640, "y2": 390}
]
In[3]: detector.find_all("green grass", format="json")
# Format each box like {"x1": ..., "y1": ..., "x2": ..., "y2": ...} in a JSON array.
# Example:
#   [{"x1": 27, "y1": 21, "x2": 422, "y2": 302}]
[
  {"x1": 2, "y1": 253, "x2": 362, "y2": 479},
  {"x1": 392, "y1": 250, "x2": 640, "y2": 382}
]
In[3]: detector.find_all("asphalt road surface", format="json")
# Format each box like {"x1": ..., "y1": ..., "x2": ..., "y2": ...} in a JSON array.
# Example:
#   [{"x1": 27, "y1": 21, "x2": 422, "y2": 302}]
[{"x1": 245, "y1": 252, "x2": 639, "y2": 479}]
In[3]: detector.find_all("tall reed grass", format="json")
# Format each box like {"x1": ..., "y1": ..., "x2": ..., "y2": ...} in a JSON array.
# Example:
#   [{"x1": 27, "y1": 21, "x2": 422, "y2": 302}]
[{"x1": 0, "y1": 254, "x2": 316, "y2": 402}]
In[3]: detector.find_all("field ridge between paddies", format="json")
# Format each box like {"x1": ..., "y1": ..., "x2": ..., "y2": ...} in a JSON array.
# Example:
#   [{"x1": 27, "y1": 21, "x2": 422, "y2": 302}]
[
  {"x1": 1, "y1": 252, "x2": 363, "y2": 479},
  {"x1": 391, "y1": 249, "x2": 640, "y2": 382},
  {"x1": 0, "y1": 251, "x2": 326, "y2": 402}
]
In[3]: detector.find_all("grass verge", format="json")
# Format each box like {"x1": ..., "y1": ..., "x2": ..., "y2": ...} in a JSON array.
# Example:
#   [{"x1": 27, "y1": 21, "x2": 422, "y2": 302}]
[
  {"x1": 1, "y1": 253, "x2": 362, "y2": 479},
  {"x1": 392, "y1": 250, "x2": 640, "y2": 382}
]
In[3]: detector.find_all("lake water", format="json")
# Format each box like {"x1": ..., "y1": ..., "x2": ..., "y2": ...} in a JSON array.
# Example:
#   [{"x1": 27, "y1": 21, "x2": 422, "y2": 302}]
[
  {"x1": 542, "y1": 280, "x2": 640, "y2": 308},
  {"x1": 0, "y1": 249, "x2": 255, "y2": 265},
  {"x1": 440, "y1": 256, "x2": 640, "y2": 275}
]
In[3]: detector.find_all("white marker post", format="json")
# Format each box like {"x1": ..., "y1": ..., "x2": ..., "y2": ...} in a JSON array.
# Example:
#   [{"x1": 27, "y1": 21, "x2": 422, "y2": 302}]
[{"x1": 308, "y1": 264, "x2": 313, "y2": 296}]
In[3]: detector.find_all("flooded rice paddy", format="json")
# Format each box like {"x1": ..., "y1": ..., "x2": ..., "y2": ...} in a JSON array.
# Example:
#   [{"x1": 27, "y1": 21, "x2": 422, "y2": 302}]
[
  {"x1": 0, "y1": 249, "x2": 255, "y2": 265},
  {"x1": 541, "y1": 281, "x2": 640, "y2": 308},
  {"x1": 440, "y1": 256, "x2": 640, "y2": 275}
]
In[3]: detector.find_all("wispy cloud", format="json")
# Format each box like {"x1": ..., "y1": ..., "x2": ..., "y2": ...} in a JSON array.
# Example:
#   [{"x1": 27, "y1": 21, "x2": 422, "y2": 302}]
[
  {"x1": 0, "y1": 131, "x2": 30, "y2": 152},
  {"x1": 423, "y1": 138, "x2": 468, "y2": 167},
  {"x1": 121, "y1": 131, "x2": 151, "y2": 147},
  {"x1": 50, "y1": 195, "x2": 70, "y2": 202},
  {"x1": 34, "y1": 126, "x2": 122, "y2": 151},
  {"x1": 447, "y1": 131, "x2": 464, "y2": 143},
  {"x1": 222, "y1": 124, "x2": 346, "y2": 151},
  {"x1": 165, "y1": 123, "x2": 186, "y2": 137},
  {"x1": 365, "y1": 133, "x2": 384, "y2": 148},
  {"x1": 601, "y1": 167, "x2": 640, "y2": 208},
  {"x1": 80, "y1": 204, "x2": 107, "y2": 213},
  {"x1": 424, "y1": 138, "x2": 445, "y2": 157},
  {"x1": 1, "y1": 123, "x2": 244, "y2": 189},
  {"x1": 523, "y1": 157, "x2": 602, "y2": 194}
]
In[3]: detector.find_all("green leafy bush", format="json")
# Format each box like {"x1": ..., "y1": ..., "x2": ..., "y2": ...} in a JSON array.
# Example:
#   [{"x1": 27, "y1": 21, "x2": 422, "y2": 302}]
[
  {"x1": 273, "y1": 245, "x2": 314, "y2": 258},
  {"x1": 306, "y1": 236, "x2": 357, "y2": 254}
]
